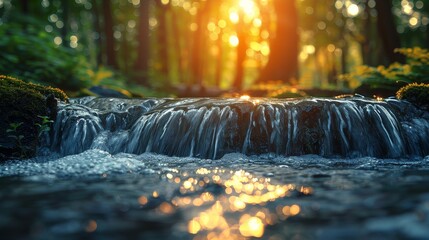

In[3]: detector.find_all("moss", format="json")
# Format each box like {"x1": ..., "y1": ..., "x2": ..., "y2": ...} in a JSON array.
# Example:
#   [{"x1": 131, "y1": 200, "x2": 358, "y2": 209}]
[
  {"x1": 0, "y1": 75, "x2": 68, "y2": 159},
  {"x1": 0, "y1": 75, "x2": 68, "y2": 101},
  {"x1": 396, "y1": 83, "x2": 429, "y2": 110}
]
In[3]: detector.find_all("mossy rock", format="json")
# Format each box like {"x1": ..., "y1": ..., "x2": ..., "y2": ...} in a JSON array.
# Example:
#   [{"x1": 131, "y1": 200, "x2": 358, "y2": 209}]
[
  {"x1": 0, "y1": 75, "x2": 68, "y2": 101},
  {"x1": 0, "y1": 75, "x2": 68, "y2": 160},
  {"x1": 396, "y1": 83, "x2": 429, "y2": 110}
]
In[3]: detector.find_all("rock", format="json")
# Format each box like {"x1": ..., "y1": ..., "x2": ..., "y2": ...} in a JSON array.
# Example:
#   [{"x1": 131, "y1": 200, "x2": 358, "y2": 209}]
[
  {"x1": 397, "y1": 83, "x2": 429, "y2": 110},
  {"x1": 0, "y1": 75, "x2": 68, "y2": 160}
]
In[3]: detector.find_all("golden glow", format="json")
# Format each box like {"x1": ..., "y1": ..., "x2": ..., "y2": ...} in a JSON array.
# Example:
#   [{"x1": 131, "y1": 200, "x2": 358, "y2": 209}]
[
  {"x1": 159, "y1": 202, "x2": 175, "y2": 214},
  {"x1": 239, "y1": 0, "x2": 257, "y2": 18},
  {"x1": 229, "y1": 35, "x2": 239, "y2": 47},
  {"x1": 409, "y1": 17, "x2": 419, "y2": 27},
  {"x1": 229, "y1": 11, "x2": 240, "y2": 24},
  {"x1": 239, "y1": 216, "x2": 264, "y2": 238},
  {"x1": 218, "y1": 19, "x2": 227, "y2": 28},
  {"x1": 183, "y1": 180, "x2": 193, "y2": 189},
  {"x1": 54, "y1": 36, "x2": 62, "y2": 45},
  {"x1": 162, "y1": 168, "x2": 305, "y2": 238},
  {"x1": 253, "y1": 18, "x2": 262, "y2": 28},
  {"x1": 138, "y1": 196, "x2": 148, "y2": 205},
  {"x1": 189, "y1": 23, "x2": 198, "y2": 32},
  {"x1": 239, "y1": 95, "x2": 251, "y2": 100},
  {"x1": 304, "y1": 45, "x2": 316, "y2": 54},
  {"x1": 85, "y1": 220, "x2": 97, "y2": 233},
  {"x1": 347, "y1": 4, "x2": 360, "y2": 17},
  {"x1": 188, "y1": 220, "x2": 201, "y2": 234},
  {"x1": 327, "y1": 44, "x2": 336, "y2": 53},
  {"x1": 290, "y1": 205, "x2": 301, "y2": 215},
  {"x1": 375, "y1": 96, "x2": 384, "y2": 101}
]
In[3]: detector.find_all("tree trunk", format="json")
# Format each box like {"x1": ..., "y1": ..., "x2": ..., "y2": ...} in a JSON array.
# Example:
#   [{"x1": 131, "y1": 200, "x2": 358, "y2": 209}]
[
  {"x1": 92, "y1": 0, "x2": 103, "y2": 66},
  {"x1": 134, "y1": 0, "x2": 150, "y2": 85},
  {"x1": 190, "y1": 0, "x2": 212, "y2": 87},
  {"x1": 232, "y1": 15, "x2": 247, "y2": 90},
  {"x1": 257, "y1": 0, "x2": 299, "y2": 84},
  {"x1": 20, "y1": 0, "x2": 29, "y2": 14},
  {"x1": 155, "y1": 2, "x2": 170, "y2": 79},
  {"x1": 171, "y1": 7, "x2": 184, "y2": 84},
  {"x1": 61, "y1": 0, "x2": 69, "y2": 47},
  {"x1": 215, "y1": 30, "x2": 223, "y2": 87},
  {"x1": 191, "y1": 5, "x2": 205, "y2": 87},
  {"x1": 19, "y1": 0, "x2": 29, "y2": 30},
  {"x1": 102, "y1": 0, "x2": 118, "y2": 68},
  {"x1": 375, "y1": 0, "x2": 405, "y2": 64}
]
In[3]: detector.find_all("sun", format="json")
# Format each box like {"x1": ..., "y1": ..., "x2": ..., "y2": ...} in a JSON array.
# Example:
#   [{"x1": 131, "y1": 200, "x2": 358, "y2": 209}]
[{"x1": 238, "y1": 0, "x2": 258, "y2": 19}]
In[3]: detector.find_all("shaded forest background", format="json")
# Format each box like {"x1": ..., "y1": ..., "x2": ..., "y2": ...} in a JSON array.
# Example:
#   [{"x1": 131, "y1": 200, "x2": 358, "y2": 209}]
[{"x1": 1, "y1": 0, "x2": 428, "y2": 97}]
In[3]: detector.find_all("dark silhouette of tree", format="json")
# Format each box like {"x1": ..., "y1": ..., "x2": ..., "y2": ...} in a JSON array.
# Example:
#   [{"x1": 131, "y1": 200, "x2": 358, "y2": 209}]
[
  {"x1": 232, "y1": 13, "x2": 247, "y2": 90},
  {"x1": 102, "y1": 0, "x2": 117, "y2": 68},
  {"x1": 191, "y1": 3, "x2": 206, "y2": 87},
  {"x1": 214, "y1": 28, "x2": 224, "y2": 87},
  {"x1": 92, "y1": 0, "x2": 103, "y2": 66},
  {"x1": 171, "y1": 6, "x2": 184, "y2": 84},
  {"x1": 375, "y1": 0, "x2": 405, "y2": 64},
  {"x1": 257, "y1": 0, "x2": 299, "y2": 84},
  {"x1": 134, "y1": 0, "x2": 150, "y2": 85},
  {"x1": 155, "y1": 1, "x2": 170, "y2": 79},
  {"x1": 60, "y1": 0, "x2": 69, "y2": 47},
  {"x1": 20, "y1": 0, "x2": 29, "y2": 14}
]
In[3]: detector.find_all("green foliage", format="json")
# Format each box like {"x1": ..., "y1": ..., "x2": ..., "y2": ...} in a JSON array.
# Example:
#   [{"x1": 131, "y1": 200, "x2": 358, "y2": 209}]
[
  {"x1": 396, "y1": 83, "x2": 429, "y2": 109},
  {"x1": 35, "y1": 115, "x2": 54, "y2": 138},
  {"x1": 342, "y1": 47, "x2": 429, "y2": 97},
  {"x1": 0, "y1": 20, "x2": 92, "y2": 91},
  {"x1": 6, "y1": 122, "x2": 27, "y2": 157}
]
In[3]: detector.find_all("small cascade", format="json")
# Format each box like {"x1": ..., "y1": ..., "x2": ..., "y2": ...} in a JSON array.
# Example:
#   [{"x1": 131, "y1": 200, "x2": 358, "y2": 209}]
[{"x1": 49, "y1": 96, "x2": 429, "y2": 159}]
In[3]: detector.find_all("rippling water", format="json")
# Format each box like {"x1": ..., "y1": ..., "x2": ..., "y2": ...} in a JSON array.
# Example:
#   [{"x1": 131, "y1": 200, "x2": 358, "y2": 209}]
[{"x1": 1, "y1": 150, "x2": 429, "y2": 239}]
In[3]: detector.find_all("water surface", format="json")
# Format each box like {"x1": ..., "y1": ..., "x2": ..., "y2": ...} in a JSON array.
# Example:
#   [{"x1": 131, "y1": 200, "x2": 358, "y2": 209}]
[{"x1": 1, "y1": 150, "x2": 429, "y2": 239}]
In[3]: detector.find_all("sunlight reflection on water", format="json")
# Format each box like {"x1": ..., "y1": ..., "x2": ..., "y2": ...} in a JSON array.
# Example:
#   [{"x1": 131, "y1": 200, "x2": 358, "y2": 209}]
[
  {"x1": 0, "y1": 150, "x2": 429, "y2": 239},
  {"x1": 137, "y1": 167, "x2": 311, "y2": 239}
]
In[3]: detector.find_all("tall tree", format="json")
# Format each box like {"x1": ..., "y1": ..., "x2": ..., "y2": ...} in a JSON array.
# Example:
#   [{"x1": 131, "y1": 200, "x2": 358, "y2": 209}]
[
  {"x1": 257, "y1": 0, "x2": 299, "y2": 84},
  {"x1": 155, "y1": 1, "x2": 170, "y2": 79},
  {"x1": 375, "y1": 0, "x2": 405, "y2": 64},
  {"x1": 171, "y1": 6, "x2": 184, "y2": 84},
  {"x1": 60, "y1": 0, "x2": 69, "y2": 47},
  {"x1": 102, "y1": 0, "x2": 118, "y2": 68},
  {"x1": 20, "y1": 0, "x2": 29, "y2": 14},
  {"x1": 134, "y1": 0, "x2": 150, "y2": 85},
  {"x1": 232, "y1": 13, "x2": 247, "y2": 90},
  {"x1": 92, "y1": 0, "x2": 103, "y2": 66},
  {"x1": 190, "y1": 3, "x2": 206, "y2": 87}
]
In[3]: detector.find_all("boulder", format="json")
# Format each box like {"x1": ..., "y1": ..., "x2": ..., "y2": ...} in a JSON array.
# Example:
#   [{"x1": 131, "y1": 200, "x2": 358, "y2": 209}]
[{"x1": 0, "y1": 75, "x2": 68, "y2": 160}]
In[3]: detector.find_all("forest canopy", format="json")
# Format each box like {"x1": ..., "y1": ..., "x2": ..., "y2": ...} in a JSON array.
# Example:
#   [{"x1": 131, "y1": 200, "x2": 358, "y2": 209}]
[{"x1": 0, "y1": 0, "x2": 428, "y2": 97}]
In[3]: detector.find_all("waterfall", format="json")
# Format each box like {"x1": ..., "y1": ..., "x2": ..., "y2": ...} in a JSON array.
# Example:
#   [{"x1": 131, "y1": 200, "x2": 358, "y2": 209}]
[{"x1": 49, "y1": 96, "x2": 429, "y2": 159}]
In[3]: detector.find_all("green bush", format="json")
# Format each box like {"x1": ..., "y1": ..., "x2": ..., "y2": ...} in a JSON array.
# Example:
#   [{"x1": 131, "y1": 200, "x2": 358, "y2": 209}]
[
  {"x1": 0, "y1": 21, "x2": 92, "y2": 91},
  {"x1": 396, "y1": 83, "x2": 429, "y2": 109},
  {"x1": 342, "y1": 47, "x2": 429, "y2": 97}
]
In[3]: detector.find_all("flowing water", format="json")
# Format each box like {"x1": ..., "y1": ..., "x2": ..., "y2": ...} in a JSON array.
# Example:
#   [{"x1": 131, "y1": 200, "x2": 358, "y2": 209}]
[{"x1": 1, "y1": 97, "x2": 429, "y2": 239}]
